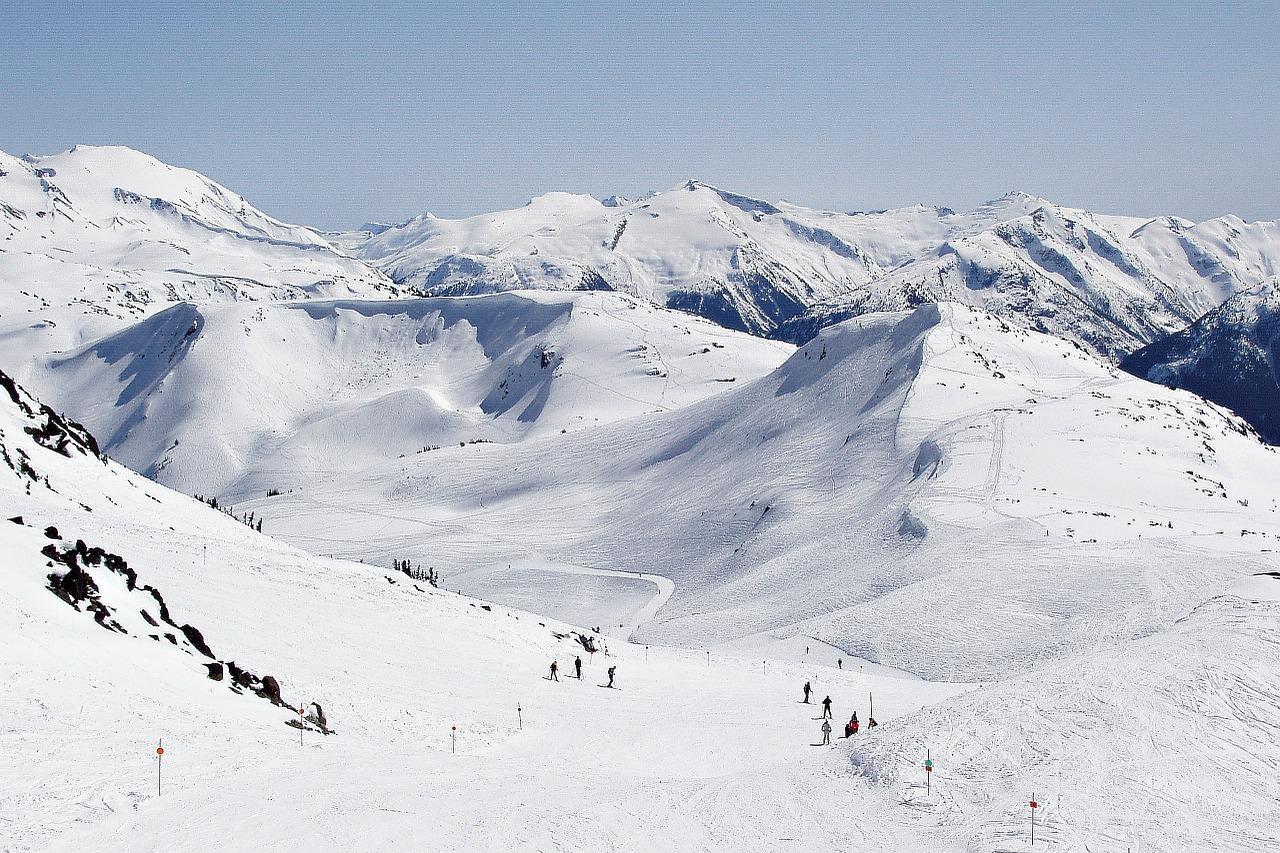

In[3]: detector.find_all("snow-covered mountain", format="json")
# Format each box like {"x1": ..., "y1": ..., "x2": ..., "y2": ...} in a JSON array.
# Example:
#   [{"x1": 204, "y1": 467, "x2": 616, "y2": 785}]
[
  {"x1": 33, "y1": 290, "x2": 792, "y2": 498},
  {"x1": 0, "y1": 145, "x2": 400, "y2": 369},
  {"x1": 1122, "y1": 278, "x2": 1280, "y2": 443},
  {"x1": 6, "y1": 359, "x2": 1278, "y2": 852},
  {"x1": 250, "y1": 302, "x2": 1280, "y2": 680},
  {"x1": 359, "y1": 184, "x2": 1280, "y2": 358}
]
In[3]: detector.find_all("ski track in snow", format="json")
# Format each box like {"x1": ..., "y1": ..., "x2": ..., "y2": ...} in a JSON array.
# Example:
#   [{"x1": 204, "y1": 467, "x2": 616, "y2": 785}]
[{"x1": 525, "y1": 560, "x2": 675, "y2": 639}]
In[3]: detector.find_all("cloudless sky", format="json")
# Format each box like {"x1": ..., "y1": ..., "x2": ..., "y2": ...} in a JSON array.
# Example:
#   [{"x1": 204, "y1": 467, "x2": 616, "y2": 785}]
[{"x1": 3, "y1": 1, "x2": 1277, "y2": 228}]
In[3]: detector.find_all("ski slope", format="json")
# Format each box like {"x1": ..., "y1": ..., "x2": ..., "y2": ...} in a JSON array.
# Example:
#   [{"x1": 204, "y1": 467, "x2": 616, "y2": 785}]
[
  {"x1": 32, "y1": 290, "x2": 793, "y2": 498},
  {"x1": 4, "y1": 365, "x2": 1278, "y2": 852},
  {"x1": 249, "y1": 304, "x2": 1280, "y2": 683}
]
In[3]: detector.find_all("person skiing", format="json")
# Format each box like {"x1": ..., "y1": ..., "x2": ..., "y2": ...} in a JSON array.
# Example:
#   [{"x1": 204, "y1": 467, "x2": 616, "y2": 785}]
[
  {"x1": 574, "y1": 656, "x2": 583, "y2": 679},
  {"x1": 844, "y1": 712, "x2": 859, "y2": 738},
  {"x1": 820, "y1": 719, "x2": 832, "y2": 745},
  {"x1": 607, "y1": 665, "x2": 616, "y2": 688},
  {"x1": 821, "y1": 696, "x2": 833, "y2": 719},
  {"x1": 549, "y1": 661, "x2": 559, "y2": 681},
  {"x1": 837, "y1": 658, "x2": 843, "y2": 670},
  {"x1": 802, "y1": 681, "x2": 812, "y2": 703}
]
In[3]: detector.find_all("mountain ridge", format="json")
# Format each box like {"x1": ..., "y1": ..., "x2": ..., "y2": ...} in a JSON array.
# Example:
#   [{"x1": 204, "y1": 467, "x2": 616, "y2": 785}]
[{"x1": 358, "y1": 178, "x2": 1280, "y2": 358}]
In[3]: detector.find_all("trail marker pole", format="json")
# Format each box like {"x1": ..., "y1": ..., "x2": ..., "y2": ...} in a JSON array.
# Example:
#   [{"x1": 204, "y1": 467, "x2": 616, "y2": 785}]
[
  {"x1": 155, "y1": 740, "x2": 164, "y2": 796},
  {"x1": 299, "y1": 705, "x2": 305, "y2": 746},
  {"x1": 869, "y1": 692, "x2": 874, "y2": 719},
  {"x1": 645, "y1": 645, "x2": 649, "y2": 661},
  {"x1": 1030, "y1": 793, "x2": 1038, "y2": 844},
  {"x1": 451, "y1": 725, "x2": 457, "y2": 754},
  {"x1": 924, "y1": 750, "x2": 932, "y2": 796},
  {"x1": 706, "y1": 650, "x2": 710, "y2": 667},
  {"x1": 517, "y1": 704, "x2": 522, "y2": 730}
]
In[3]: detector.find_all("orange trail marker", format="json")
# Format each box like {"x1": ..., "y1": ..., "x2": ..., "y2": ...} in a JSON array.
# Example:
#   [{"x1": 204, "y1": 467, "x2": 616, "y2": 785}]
[{"x1": 155, "y1": 740, "x2": 164, "y2": 795}]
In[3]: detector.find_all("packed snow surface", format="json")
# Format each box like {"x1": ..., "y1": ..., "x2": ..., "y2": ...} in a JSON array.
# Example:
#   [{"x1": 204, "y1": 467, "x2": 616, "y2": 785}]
[{"x1": 2, "y1": 365, "x2": 1278, "y2": 851}]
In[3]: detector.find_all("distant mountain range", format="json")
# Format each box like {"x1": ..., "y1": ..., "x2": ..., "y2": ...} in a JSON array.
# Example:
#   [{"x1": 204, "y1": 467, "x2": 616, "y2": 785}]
[
  {"x1": 1123, "y1": 278, "x2": 1280, "y2": 442},
  {"x1": 6, "y1": 144, "x2": 1280, "y2": 442},
  {"x1": 358, "y1": 181, "x2": 1280, "y2": 359}
]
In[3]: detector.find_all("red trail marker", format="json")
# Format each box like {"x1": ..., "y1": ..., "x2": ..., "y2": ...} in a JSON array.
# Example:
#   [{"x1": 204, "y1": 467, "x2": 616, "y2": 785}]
[{"x1": 1030, "y1": 793, "x2": 1039, "y2": 844}]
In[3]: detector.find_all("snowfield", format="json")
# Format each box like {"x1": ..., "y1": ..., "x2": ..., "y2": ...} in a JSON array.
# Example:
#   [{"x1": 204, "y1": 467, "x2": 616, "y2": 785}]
[
  {"x1": 4, "y1": 143, "x2": 1280, "y2": 852},
  {"x1": 3, "y1": 346, "x2": 1279, "y2": 851},
  {"x1": 0, "y1": 145, "x2": 399, "y2": 373},
  {"x1": 31, "y1": 290, "x2": 792, "y2": 498},
  {"x1": 248, "y1": 304, "x2": 1280, "y2": 681}
]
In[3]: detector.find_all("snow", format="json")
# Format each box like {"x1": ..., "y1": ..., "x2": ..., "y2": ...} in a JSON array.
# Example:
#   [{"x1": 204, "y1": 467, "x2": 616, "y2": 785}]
[
  {"x1": 1123, "y1": 277, "x2": 1280, "y2": 442},
  {"x1": 5, "y1": 144, "x2": 1280, "y2": 852},
  {"x1": 0, "y1": 145, "x2": 400, "y2": 374},
  {"x1": 4, "y1": 357, "x2": 1278, "y2": 851},
  {"x1": 0, "y1": 366, "x2": 972, "y2": 852},
  {"x1": 240, "y1": 304, "x2": 1280, "y2": 682},
  {"x1": 31, "y1": 290, "x2": 793, "y2": 498},
  {"x1": 359, "y1": 181, "x2": 1280, "y2": 357}
]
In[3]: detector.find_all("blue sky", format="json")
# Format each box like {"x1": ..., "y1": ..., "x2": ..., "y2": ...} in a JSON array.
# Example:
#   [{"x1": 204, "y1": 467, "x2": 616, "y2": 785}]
[{"x1": 3, "y1": 1, "x2": 1277, "y2": 227}]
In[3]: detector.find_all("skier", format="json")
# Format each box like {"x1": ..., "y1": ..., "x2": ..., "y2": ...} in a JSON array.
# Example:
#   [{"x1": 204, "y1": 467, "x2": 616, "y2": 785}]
[
  {"x1": 820, "y1": 719, "x2": 832, "y2": 745},
  {"x1": 844, "y1": 712, "x2": 859, "y2": 738},
  {"x1": 574, "y1": 656, "x2": 583, "y2": 679},
  {"x1": 821, "y1": 696, "x2": 833, "y2": 718},
  {"x1": 549, "y1": 661, "x2": 559, "y2": 681},
  {"x1": 607, "y1": 665, "x2": 616, "y2": 688},
  {"x1": 867, "y1": 716, "x2": 878, "y2": 731},
  {"x1": 837, "y1": 658, "x2": 843, "y2": 670},
  {"x1": 802, "y1": 681, "x2": 812, "y2": 703}
]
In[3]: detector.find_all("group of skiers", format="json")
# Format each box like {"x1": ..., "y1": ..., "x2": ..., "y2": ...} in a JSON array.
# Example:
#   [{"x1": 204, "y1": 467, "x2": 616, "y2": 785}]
[
  {"x1": 804, "y1": 680, "x2": 877, "y2": 745},
  {"x1": 549, "y1": 656, "x2": 616, "y2": 688},
  {"x1": 546, "y1": 654, "x2": 877, "y2": 740}
]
